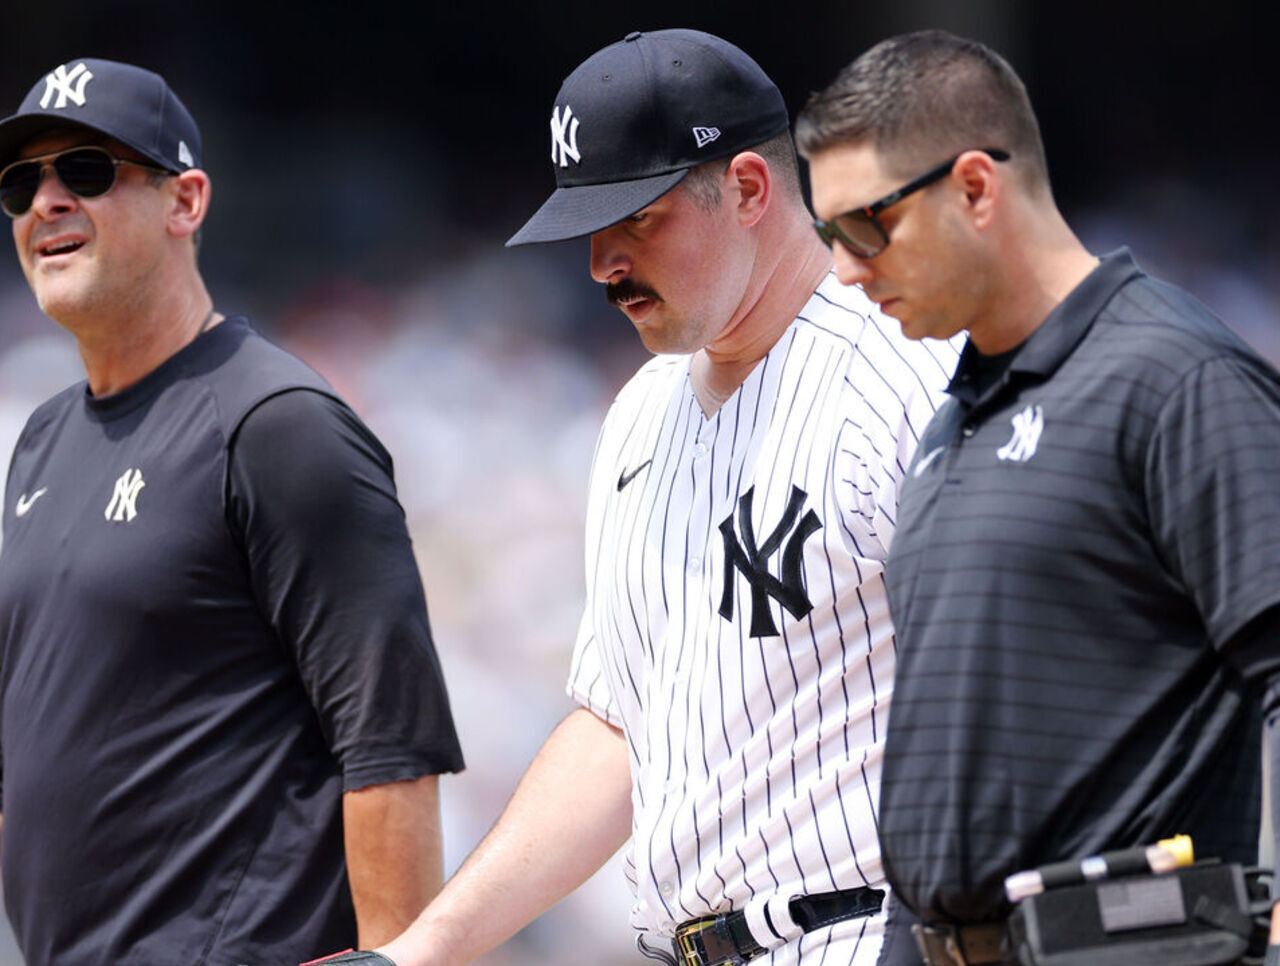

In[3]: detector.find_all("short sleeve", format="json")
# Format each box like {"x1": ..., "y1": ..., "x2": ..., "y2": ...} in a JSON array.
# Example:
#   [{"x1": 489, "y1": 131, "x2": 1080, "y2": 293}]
[
  {"x1": 1146, "y1": 354, "x2": 1280, "y2": 647},
  {"x1": 566, "y1": 606, "x2": 624, "y2": 728},
  {"x1": 227, "y1": 389, "x2": 465, "y2": 789}
]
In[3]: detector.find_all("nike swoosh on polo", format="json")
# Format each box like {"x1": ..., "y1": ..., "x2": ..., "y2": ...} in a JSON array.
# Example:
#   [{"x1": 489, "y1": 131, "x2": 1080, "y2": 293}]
[
  {"x1": 15, "y1": 487, "x2": 48, "y2": 517},
  {"x1": 617, "y1": 459, "x2": 653, "y2": 492},
  {"x1": 912, "y1": 446, "x2": 946, "y2": 478}
]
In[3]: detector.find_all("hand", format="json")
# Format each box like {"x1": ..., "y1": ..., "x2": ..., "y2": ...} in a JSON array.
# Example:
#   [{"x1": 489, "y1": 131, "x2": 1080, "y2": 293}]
[{"x1": 301, "y1": 951, "x2": 397, "y2": 965}]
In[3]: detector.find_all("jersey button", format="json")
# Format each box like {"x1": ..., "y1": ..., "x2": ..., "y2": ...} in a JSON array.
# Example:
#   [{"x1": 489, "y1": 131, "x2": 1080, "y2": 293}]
[
  {"x1": 693, "y1": 442, "x2": 709, "y2": 459},
  {"x1": 660, "y1": 881, "x2": 676, "y2": 898},
  {"x1": 687, "y1": 557, "x2": 702, "y2": 574},
  {"x1": 962, "y1": 425, "x2": 976, "y2": 437}
]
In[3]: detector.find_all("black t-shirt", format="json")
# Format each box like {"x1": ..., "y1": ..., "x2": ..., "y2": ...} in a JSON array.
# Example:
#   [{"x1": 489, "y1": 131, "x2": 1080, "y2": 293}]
[
  {"x1": 0, "y1": 318, "x2": 464, "y2": 965},
  {"x1": 880, "y1": 250, "x2": 1280, "y2": 923}
]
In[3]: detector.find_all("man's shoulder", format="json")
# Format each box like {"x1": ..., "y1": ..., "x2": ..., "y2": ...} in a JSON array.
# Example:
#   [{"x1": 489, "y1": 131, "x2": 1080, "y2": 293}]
[
  {"x1": 1094, "y1": 272, "x2": 1275, "y2": 378},
  {"x1": 192, "y1": 318, "x2": 344, "y2": 435},
  {"x1": 609, "y1": 352, "x2": 687, "y2": 410},
  {"x1": 12, "y1": 382, "x2": 86, "y2": 451},
  {"x1": 203, "y1": 318, "x2": 334, "y2": 388},
  {"x1": 799, "y1": 274, "x2": 961, "y2": 385}
]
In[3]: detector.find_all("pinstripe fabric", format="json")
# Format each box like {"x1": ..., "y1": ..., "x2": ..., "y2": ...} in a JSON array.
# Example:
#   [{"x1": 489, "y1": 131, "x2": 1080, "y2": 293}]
[
  {"x1": 567, "y1": 272, "x2": 959, "y2": 964},
  {"x1": 881, "y1": 250, "x2": 1280, "y2": 923}
]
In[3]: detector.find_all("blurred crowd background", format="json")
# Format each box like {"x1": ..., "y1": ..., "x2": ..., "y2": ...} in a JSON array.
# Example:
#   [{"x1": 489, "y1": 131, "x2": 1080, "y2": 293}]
[{"x1": 0, "y1": 1, "x2": 1276, "y2": 963}]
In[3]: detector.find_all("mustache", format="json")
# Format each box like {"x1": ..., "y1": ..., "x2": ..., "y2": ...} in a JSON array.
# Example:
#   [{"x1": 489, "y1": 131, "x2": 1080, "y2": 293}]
[{"x1": 606, "y1": 279, "x2": 661, "y2": 306}]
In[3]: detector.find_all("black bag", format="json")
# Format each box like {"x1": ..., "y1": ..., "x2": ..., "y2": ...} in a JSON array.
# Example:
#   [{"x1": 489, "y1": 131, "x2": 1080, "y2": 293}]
[{"x1": 1006, "y1": 862, "x2": 1269, "y2": 966}]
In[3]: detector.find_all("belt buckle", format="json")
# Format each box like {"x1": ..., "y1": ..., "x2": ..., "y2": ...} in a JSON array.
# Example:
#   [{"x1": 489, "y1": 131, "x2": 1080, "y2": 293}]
[
  {"x1": 911, "y1": 924, "x2": 968, "y2": 966},
  {"x1": 674, "y1": 915, "x2": 745, "y2": 966}
]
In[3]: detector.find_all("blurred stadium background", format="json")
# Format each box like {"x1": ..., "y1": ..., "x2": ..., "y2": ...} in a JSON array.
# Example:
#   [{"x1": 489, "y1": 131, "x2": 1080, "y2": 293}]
[{"x1": 0, "y1": 1, "x2": 1276, "y2": 963}]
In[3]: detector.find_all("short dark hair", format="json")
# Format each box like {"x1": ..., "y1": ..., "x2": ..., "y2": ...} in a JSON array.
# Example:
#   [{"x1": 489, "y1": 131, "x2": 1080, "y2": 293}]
[
  {"x1": 680, "y1": 129, "x2": 803, "y2": 211},
  {"x1": 795, "y1": 30, "x2": 1050, "y2": 194}
]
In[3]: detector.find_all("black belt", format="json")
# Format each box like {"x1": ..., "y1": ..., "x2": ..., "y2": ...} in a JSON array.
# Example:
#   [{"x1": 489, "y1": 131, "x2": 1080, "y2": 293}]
[
  {"x1": 663, "y1": 886, "x2": 885, "y2": 966},
  {"x1": 911, "y1": 922, "x2": 1007, "y2": 966}
]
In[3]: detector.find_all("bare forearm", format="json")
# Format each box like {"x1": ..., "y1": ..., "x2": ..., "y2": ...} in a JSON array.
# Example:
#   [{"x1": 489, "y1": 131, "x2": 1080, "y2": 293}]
[
  {"x1": 378, "y1": 708, "x2": 633, "y2": 966},
  {"x1": 345, "y1": 775, "x2": 445, "y2": 948}
]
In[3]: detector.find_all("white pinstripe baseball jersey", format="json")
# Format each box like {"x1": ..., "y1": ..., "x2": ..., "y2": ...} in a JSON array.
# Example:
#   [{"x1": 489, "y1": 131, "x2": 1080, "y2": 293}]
[{"x1": 567, "y1": 272, "x2": 960, "y2": 965}]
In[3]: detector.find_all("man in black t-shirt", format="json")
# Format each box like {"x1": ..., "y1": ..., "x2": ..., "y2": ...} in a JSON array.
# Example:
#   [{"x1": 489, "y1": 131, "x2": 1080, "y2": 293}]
[
  {"x1": 796, "y1": 29, "x2": 1280, "y2": 966},
  {"x1": 0, "y1": 58, "x2": 465, "y2": 965}
]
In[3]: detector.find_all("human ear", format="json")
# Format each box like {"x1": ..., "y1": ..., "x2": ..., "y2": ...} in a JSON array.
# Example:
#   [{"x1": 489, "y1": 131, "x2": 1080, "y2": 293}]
[
  {"x1": 727, "y1": 151, "x2": 770, "y2": 227},
  {"x1": 168, "y1": 169, "x2": 211, "y2": 239},
  {"x1": 953, "y1": 150, "x2": 1000, "y2": 228}
]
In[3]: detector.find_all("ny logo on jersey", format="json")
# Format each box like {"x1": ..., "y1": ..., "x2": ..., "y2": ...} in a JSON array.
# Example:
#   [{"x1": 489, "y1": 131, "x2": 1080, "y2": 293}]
[
  {"x1": 996, "y1": 404, "x2": 1044, "y2": 462},
  {"x1": 105, "y1": 467, "x2": 145, "y2": 522},
  {"x1": 719, "y1": 485, "x2": 821, "y2": 638},
  {"x1": 40, "y1": 62, "x2": 94, "y2": 110},
  {"x1": 550, "y1": 105, "x2": 581, "y2": 168}
]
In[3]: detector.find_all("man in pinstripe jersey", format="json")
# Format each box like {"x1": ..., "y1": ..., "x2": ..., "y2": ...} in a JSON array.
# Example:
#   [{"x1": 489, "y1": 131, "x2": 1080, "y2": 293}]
[
  {"x1": 799, "y1": 29, "x2": 1280, "y2": 966},
  {"x1": 311, "y1": 28, "x2": 959, "y2": 966}
]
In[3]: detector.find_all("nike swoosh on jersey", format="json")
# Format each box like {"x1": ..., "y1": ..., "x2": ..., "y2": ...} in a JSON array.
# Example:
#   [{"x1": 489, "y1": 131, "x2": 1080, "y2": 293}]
[
  {"x1": 15, "y1": 487, "x2": 48, "y2": 517},
  {"x1": 617, "y1": 459, "x2": 653, "y2": 491}
]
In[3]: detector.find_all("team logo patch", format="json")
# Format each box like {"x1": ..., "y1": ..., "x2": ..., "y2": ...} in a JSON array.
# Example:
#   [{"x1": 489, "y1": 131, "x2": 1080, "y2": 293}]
[
  {"x1": 40, "y1": 62, "x2": 94, "y2": 110},
  {"x1": 996, "y1": 404, "x2": 1044, "y2": 462},
  {"x1": 550, "y1": 105, "x2": 581, "y2": 167},
  {"x1": 719, "y1": 485, "x2": 820, "y2": 638},
  {"x1": 105, "y1": 467, "x2": 145, "y2": 522},
  {"x1": 692, "y1": 126, "x2": 720, "y2": 148}
]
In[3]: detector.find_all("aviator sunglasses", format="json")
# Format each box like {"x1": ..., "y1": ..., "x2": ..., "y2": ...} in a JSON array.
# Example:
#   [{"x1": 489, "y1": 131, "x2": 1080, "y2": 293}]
[
  {"x1": 814, "y1": 148, "x2": 1010, "y2": 259},
  {"x1": 0, "y1": 146, "x2": 172, "y2": 218}
]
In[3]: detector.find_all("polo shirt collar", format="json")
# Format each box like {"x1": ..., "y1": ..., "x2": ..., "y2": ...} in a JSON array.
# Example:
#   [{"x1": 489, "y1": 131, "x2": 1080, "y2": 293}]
[
  {"x1": 948, "y1": 248, "x2": 1144, "y2": 402},
  {"x1": 1010, "y1": 247, "x2": 1144, "y2": 379}
]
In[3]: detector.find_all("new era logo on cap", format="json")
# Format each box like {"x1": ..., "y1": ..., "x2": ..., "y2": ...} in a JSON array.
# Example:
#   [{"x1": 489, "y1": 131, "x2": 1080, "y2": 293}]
[
  {"x1": 507, "y1": 28, "x2": 789, "y2": 246},
  {"x1": 692, "y1": 126, "x2": 720, "y2": 148}
]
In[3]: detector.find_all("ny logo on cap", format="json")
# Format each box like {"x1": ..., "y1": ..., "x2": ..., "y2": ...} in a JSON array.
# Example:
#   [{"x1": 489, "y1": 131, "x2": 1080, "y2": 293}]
[
  {"x1": 550, "y1": 105, "x2": 581, "y2": 168},
  {"x1": 40, "y1": 62, "x2": 95, "y2": 110}
]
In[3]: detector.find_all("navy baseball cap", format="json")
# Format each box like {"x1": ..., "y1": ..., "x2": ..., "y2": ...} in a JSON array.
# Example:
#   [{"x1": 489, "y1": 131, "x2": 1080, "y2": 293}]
[
  {"x1": 506, "y1": 29, "x2": 789, "y2": 246},
  {"x1": 0, "y1": 58, "x2": 201, "y2": 172}
]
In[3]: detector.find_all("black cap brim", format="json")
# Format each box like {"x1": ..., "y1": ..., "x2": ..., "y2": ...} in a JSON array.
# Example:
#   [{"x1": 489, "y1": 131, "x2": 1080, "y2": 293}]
[
  {"x1": 506, "y1": 168, "x2": 689, "y2": 246},
  {"x1": 0, "y1": 113, "x2": 173, "y2": 171}
]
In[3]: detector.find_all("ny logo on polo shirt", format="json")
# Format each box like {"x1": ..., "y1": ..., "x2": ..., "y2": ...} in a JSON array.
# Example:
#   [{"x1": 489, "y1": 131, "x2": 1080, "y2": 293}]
[
  {"x1": 550, "y1": 106, "x2": 581, "y2": 167},
  {"x1": 40, "y1": 62, "x2": 94, "y2": 110},
  {"x1": 105, "y1": 467, "x2": 146, "y2": 522},
  {"x1": 719, "y1": 485, "x2": 821, "y2": 638},
  {"x1": 996, "y1": 404, "x2": 1044, "y2": 462}
]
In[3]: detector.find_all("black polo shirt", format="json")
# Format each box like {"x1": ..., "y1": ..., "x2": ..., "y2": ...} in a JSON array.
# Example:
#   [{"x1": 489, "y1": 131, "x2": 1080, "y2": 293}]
[{"x1": 880, "y1": 249, "x2": 1280, "y2": 923}]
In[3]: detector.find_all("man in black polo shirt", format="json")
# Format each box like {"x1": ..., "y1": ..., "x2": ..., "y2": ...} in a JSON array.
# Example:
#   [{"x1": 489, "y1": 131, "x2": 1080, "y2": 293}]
[
  {"x1": 0, "y1": 59, "x2": 465, "y2": 965},
  {"x1": 795, "y1": 29, "x2": 1280, "y2": 966}
]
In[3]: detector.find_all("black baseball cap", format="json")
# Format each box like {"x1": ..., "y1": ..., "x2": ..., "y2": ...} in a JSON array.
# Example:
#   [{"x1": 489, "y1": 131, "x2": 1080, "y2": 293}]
[
  {"x1": 506, "y1": 29, "x2": 789, "y2": 246},
  {"x1": 0, "y1": 58, "x2": 201, "y2": 172}
]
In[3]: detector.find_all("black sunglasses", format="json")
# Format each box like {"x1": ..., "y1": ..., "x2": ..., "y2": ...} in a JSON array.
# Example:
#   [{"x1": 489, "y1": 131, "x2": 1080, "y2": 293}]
[
  {"x1": 0, "y1": 146, "x2": 172, "y2": 218},
  {"x1": 814, "y1": 148, "x2": 1011, "y2": 259}
]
